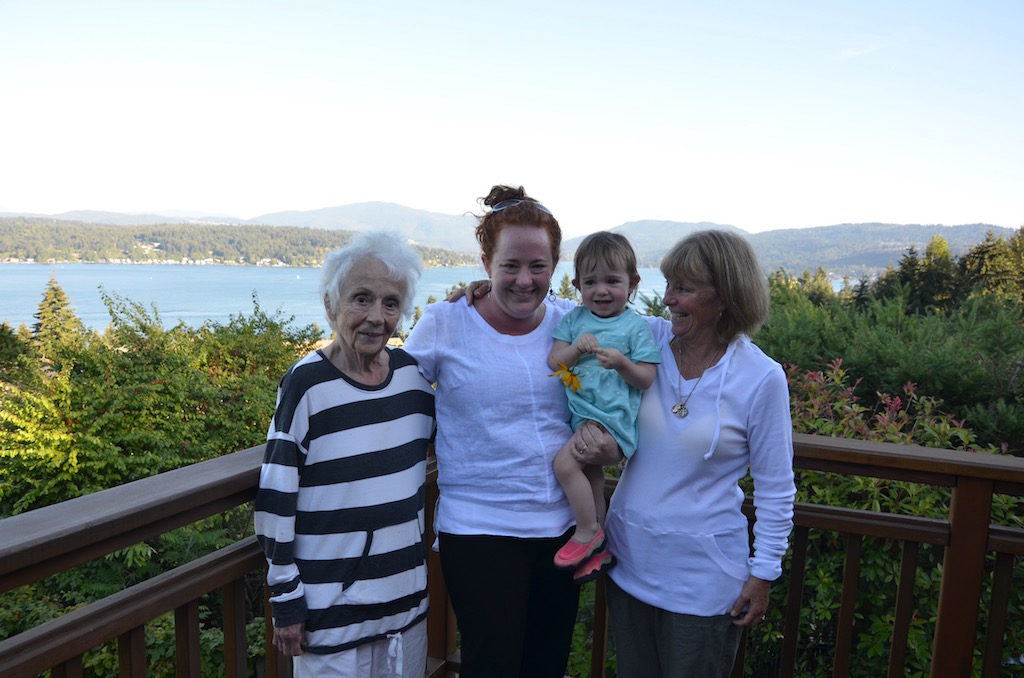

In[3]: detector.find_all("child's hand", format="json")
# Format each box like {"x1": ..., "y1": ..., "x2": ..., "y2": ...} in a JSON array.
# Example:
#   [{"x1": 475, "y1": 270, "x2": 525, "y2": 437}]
[
  {"x1": 574, "y1": 333, "x2": 599, "y2": 354},
  {"x1": 594, "y1": 347, "x2": 627, "y2": 370}
]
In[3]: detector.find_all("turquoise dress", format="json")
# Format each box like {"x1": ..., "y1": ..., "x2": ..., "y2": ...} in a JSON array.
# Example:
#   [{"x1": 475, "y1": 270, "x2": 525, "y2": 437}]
[{"x1": 552, "y1": 307, "x2": 661, "y2": 457}]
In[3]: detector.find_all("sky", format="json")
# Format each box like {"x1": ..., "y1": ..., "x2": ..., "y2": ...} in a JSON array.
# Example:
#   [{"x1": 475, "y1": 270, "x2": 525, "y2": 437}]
[{"x1": 1, "y1": 1, "x2": 1021, "y2": 239}]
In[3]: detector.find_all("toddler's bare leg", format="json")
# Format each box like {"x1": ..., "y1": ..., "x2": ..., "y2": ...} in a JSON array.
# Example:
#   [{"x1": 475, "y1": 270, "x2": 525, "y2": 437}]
[
  {"x1": 553, "y1": 430, "x2": 601, "y2": 542},
  {"x1": 585, "y1": 463, "x2": 607, "y2": 527}
]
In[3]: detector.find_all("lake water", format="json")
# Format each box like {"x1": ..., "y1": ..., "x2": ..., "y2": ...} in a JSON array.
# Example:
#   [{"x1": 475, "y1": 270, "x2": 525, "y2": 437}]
[{"x1": 1, "y1": 263, "x2": 668, "y2": 336}]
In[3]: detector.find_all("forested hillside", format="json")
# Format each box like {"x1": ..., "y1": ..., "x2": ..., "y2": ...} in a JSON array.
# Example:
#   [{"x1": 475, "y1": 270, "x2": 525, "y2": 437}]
[
  {"x1": 0, "y1": 218, "x2": 477, "y2": 267},
  {"x1": 5, "y1": 213, "x2": 1018, "y2": 280},
  {"x1": 566, "y1": 220, "x2": 1018, "y2": 278}
]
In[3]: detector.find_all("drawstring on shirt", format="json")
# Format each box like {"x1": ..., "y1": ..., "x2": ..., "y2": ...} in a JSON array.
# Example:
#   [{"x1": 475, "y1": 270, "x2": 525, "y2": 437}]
[
  {"x1": 385, "y1": 631, "x2": 403, "y2": 676},
  {"x1": 703, "y1": 342, "x2": 733, "y2": 460}
]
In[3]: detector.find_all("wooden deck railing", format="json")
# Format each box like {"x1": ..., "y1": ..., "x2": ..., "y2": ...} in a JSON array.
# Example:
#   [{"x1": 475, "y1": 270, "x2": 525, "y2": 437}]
[{"x1": 0, "y1": 434, "x2": 1022, "y2": 677}]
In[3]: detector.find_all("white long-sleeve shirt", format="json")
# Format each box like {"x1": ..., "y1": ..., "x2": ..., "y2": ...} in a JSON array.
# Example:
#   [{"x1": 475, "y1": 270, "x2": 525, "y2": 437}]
[{"x1": 605, "y1": 317, "x2": 796, "y2": 616}]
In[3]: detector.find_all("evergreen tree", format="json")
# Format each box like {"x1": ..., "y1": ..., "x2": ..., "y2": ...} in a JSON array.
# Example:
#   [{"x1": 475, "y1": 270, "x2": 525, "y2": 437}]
[
  {"x1": 797, "y1": 267, "x2": 835, "y2": 307},
  {"x1": 638, "y1": 291, "x2": 669, "y2": 319},
  {"x1": 852, "y1": 277, "x2": 872, "y2": 311},
  {"x1": 31, "y1": 276, "x2": 87, "y2": 363},
  {"x1": 919, "y1": 236, "x2": 957, "y2": 311},
  {"x1": 897, "y1": 246, "x2": 924, "y2": 312},
  {"x1": 556, "y1": 273, "x2": 578, "y2": 301},
  {"x1": 958, "y1": 230, "x2": 1019, "y2": 298},
  {"x1": 870, "y1": 263, "x2": 900, "y2": 302}
]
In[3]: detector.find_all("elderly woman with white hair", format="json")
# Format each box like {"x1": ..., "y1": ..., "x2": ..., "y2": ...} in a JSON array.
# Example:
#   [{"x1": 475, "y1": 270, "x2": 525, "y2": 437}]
[{"x1": 255, "y1": 231, "x2": 436, "y2": 677}]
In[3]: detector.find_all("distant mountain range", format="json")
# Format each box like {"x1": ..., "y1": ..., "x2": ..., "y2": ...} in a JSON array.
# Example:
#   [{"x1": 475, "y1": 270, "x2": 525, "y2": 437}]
[
  {"x1": 581, "y1": 221, "x2": 1016, "y2": 279},
  {"x1": 1, "y1": 204, "x2": 1015, "y2": 279},
  {"x1": 0, "y1": 204, "x2": 480, "y2": 252}
]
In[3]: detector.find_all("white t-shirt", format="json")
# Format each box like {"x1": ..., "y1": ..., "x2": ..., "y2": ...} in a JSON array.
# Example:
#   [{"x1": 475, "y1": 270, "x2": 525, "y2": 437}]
[{"x1": 403, "y1": 297, "x2": 576, "y2": 537}]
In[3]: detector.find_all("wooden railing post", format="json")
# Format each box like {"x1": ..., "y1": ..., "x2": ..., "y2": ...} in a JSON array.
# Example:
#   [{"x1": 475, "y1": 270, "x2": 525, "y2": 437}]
[
  {"x1": 222, "y1": 578, "x2": 248, "y2": 677},
  {"x1": 263, "y1": 586, "x2": 292, "y2": 678},
  {"x1": 887, "y1": 540, "x2": 918, "y2": 677},
  {"x1": 590, "y1": 577, "x2": 609, "y2": 678},
  {"x1": 174, "y1": 600, "x2": 201, "y2": 678},
  {"x1": 930, "y1": 477, "x2": 994, "y2": 677},
  {"x1": 51, "y1": 657, "x2": 84, "y2": 678},
  {"x1": 118, "y1": 626, "x2": 146, "y2": 677},
  {"x1": 832, "y1": 534, "x2": 863, "y2": 678},
  {"x1": 424, "y1": 460, "x2": 457, "y2": 673}
]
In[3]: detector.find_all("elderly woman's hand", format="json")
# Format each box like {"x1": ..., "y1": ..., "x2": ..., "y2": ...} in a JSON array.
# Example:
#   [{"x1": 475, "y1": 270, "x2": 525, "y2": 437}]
[
  {"x1": 272, "y1": 621, "x2": 306, "y2": 656},
  {"x1": 729, "y1": 576, "x2": 771, "y2": 627},
  {"x1": 574, "y1": 420, "x2": 623, "y2": 466}
]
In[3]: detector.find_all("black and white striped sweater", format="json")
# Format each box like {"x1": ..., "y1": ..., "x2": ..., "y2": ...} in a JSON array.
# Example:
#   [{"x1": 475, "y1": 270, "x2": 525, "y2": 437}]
[{"x1": 255, "y1": 347, "x2": 435, "y2": 654}]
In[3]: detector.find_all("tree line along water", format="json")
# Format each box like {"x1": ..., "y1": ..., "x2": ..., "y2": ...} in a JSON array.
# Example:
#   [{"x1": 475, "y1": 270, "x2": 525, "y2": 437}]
[{"x1": 1, "y1": 262, "x2": 668, "y2": 334}]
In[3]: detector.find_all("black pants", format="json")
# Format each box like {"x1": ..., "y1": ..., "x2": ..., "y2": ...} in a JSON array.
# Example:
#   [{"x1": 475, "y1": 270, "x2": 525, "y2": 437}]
[{"x1": 438, "y1": 530, "x2": 580, "y2": 678}]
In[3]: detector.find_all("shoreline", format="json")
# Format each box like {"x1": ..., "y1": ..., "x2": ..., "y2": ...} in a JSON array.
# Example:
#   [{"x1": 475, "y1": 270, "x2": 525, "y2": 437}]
[{"x1": 0, "y1": 258, "x2": 484, "y2": 269}]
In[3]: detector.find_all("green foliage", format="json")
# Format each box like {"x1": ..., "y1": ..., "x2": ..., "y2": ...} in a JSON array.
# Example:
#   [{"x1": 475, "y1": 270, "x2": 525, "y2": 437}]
[
  {"x1": 758, "y1": 257, "x2": 1024, "y2": 453},
  {"x1": 0, "y1": 279, "x2": 319, "y2": 673},
  {"x1": 568, "y1": 581, "x2": 617, "y2": 677},
  {"x1": 442, "y1": 281, "x2": 469, "y2": 300},
  {"x1": 1, "y1": 283, "x2": 321, "y2": 515},
  {"x1": 557, "y1": 273, "x2": 579, "y2": 301},
  {"x1": 61, "y1": 609, "x2": 266, "y2": 678},
  {"x1": 637, "y1": 291, "x2": 669, "y2": 319},
  {"x1": 736, "y1": 362, "x2": 1021, "y2": 677},
  {"x1": 0, "y1": 583, "x2": 62, "y2": 641}
]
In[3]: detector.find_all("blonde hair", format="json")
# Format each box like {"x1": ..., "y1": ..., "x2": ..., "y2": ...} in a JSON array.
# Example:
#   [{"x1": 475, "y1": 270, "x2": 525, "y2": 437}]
[{"x1": 660, "y1": 230, "x2": 769, "y2": 340}]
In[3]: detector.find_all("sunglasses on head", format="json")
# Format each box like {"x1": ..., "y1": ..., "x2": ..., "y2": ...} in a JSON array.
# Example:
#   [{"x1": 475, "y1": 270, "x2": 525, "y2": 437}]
[{"x1": 490, "y1": 199, "x2": 553, "y2": 216}]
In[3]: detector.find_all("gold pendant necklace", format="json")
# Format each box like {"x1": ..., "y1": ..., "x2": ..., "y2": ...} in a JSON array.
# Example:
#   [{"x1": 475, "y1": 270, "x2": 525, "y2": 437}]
[
  {"x1": 673, "y1": 369, "x2": 705, "y2": 418},
  {"x1": 672, "y1": 342, "x2": 721, "y2": 418}
]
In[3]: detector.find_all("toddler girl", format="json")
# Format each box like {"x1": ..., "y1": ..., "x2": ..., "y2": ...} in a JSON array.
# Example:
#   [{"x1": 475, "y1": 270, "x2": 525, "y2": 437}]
[{"x1": 549, "y1": 231, "x2": 660, "y2": 581}]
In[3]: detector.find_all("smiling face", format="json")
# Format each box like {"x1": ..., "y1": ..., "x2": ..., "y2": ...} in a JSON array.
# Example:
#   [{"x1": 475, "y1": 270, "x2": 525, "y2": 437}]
[
  {"x1": 662, "y1": 275, "x2": 724, "y2": 345},
  {"x1": 481, "y1": 223, "x2": 555, "y2": 324},
  {"x1": 328, "y1": 256, "x2": 404, "y2": 363},
  {"x1": 575, "y1": 260, "x2": 637, "y2": 318}
]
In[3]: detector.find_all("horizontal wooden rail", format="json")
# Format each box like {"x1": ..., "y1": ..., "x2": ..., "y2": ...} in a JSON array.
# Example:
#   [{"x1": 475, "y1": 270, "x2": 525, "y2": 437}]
[
  {"x1": 0, "y1": 445, "x2": 265, "y2": 595},
  {"x1": 1, "y1": 436, "x2": 1022, "y2": 678},
  {"x1": 0, "y1": 538, "x2": 265, "y2": 678},
  {"x1": 791, "y1": 502, "x2": 949, "y2": 544},
  {"x1": 793, "y1": 433, "x2": 1024, "y2": 487}
]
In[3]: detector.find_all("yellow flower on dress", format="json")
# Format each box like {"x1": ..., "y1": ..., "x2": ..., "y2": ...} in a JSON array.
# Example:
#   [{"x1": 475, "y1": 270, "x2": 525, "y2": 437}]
[{"x1": 551, "y1": 362, "x2": 582, "y2": 393}]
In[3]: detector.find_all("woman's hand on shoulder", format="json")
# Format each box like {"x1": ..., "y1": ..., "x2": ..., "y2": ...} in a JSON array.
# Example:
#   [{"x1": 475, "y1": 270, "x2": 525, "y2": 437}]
[{"x1": 447, "y1": 279, "x2": 490, "y2": 306}]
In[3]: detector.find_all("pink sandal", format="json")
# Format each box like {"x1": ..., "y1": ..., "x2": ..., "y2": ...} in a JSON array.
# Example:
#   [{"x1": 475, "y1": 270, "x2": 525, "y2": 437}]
[
  {"x1": 573, "y1": 549, "x2": 616, "y2": 583},
  {"x1": 553, "y1": 527, "x2": 605, "y2": 569}
]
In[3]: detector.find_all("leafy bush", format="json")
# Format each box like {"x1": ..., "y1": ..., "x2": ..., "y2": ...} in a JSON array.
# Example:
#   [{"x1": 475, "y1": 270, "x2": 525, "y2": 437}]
[
  {"x1": 737, "y1": 362, "x2": 1021, "y2": 677},
  {"x1": 758, "y1": 279, "x2": 1024, "y2": 453},
  {"x1": 1, "y1": 283, "x2": 319, "y2": 676}
]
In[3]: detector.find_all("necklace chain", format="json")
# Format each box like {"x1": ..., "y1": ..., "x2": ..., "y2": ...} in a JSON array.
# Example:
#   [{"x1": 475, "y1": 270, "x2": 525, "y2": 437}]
[{"x1": 672, "y1": 341, "x2": 722, "y2": 418}]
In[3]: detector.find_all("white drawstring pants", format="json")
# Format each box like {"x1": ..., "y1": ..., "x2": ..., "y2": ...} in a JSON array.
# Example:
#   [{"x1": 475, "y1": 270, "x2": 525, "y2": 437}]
[{"x1": 292, "y1": 619, "x2": 427, "y2": 678}]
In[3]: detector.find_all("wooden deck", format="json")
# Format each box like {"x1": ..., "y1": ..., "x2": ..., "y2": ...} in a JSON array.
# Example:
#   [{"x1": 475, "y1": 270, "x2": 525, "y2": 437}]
[{"x1": 1, "y1": 434, "x2": 1022, "y2": 677}]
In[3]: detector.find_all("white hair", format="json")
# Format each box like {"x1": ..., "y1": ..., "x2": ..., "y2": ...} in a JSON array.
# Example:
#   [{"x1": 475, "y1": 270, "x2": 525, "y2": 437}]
[{"x1": 318, "y1": 231, "x2": 423, "y2": 327}]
